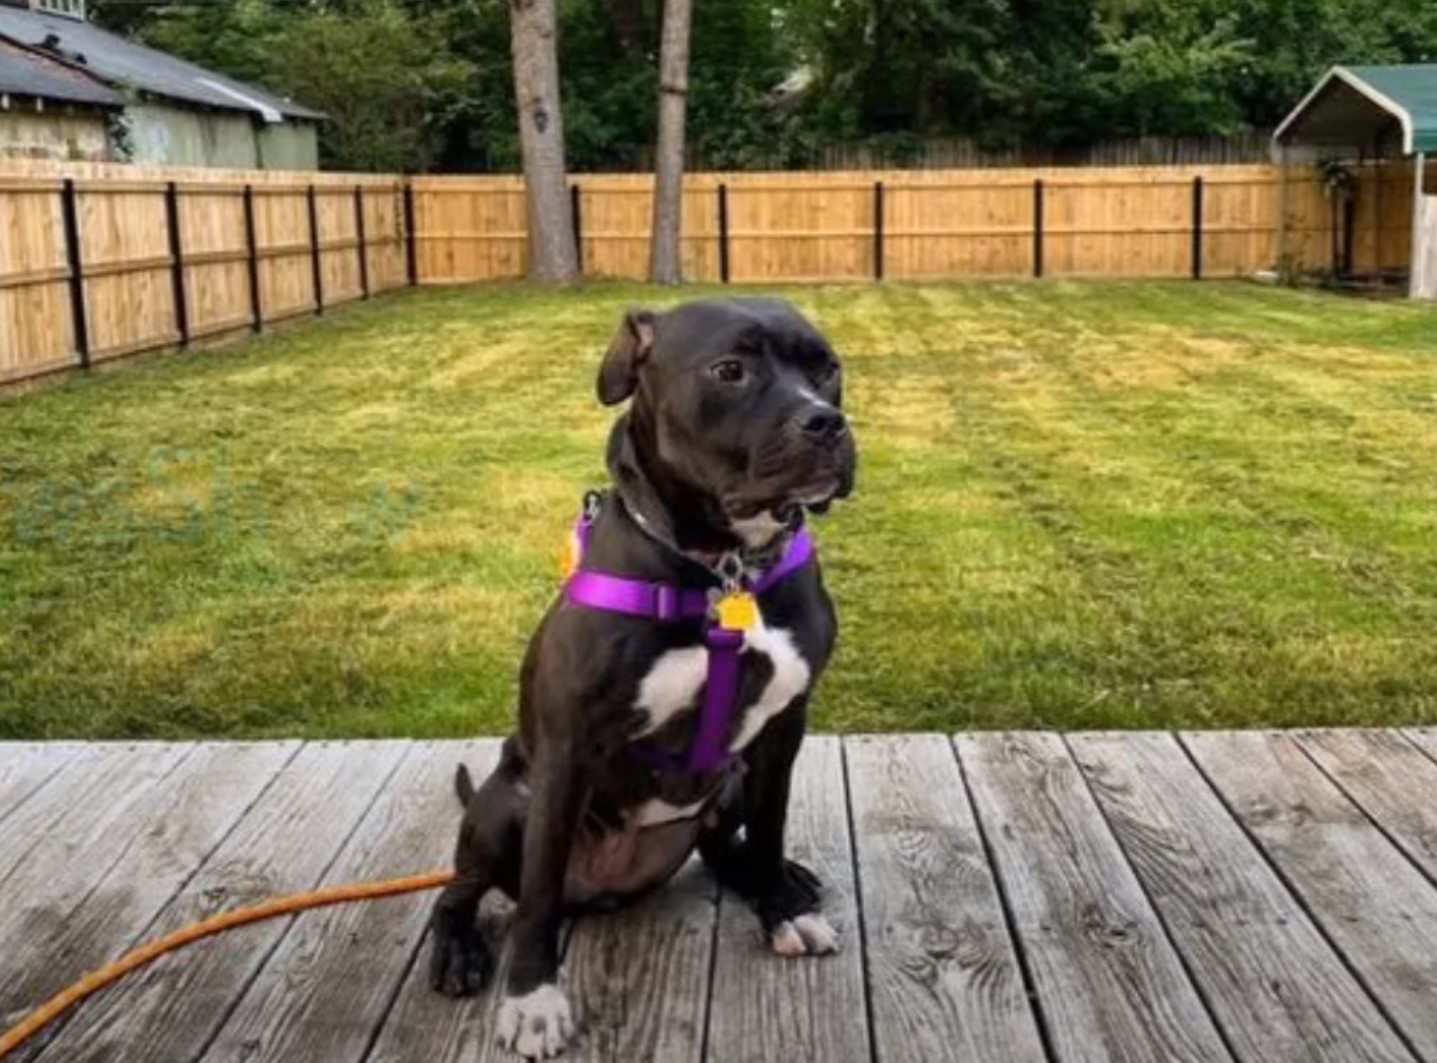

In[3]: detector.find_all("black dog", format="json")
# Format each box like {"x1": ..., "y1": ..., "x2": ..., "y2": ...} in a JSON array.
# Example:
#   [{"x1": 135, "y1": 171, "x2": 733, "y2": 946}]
[{"x1": 428, "y1": 298, "x2": 857, "y2": 1059}]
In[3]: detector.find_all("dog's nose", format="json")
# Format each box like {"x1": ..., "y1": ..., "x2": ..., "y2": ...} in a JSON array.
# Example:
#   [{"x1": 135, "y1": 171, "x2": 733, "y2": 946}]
[{"x1": 799, "y1": 406, "x2": 848, "y2": 444}]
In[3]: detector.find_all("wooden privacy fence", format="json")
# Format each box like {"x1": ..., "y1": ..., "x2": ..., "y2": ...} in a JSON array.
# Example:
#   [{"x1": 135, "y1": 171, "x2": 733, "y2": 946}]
[
  {"x1": 411, "y1": 164, "x2": 1422, "y2": 285},
  {"x1": 1, "y1": 161, "x2": 407, "y2": 385},
  {"x1": 1, "y1": 160, "x2": 1422, "y2": 387}
]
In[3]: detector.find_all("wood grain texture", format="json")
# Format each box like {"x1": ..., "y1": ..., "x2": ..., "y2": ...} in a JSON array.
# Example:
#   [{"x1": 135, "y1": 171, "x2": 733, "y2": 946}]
[
  {"x1": 955, "y1": 731, "x2": 1233, "y2": 1063},
  {"x1": 365, "y1": 891, "x2": 515, "y2": 1063},
  {"x1": 318, "y1": 743, "x2": 518, "y2": 1063},
  {"x1": 1296, "y1": 729, "x2": 1437, "y2": 884},
  {"x1": 0, "y1": 743, "x2": 297, "y2": 1045},
  {"x1": 30, "y1": 740, "x2": 408, "y2": 1063},
  {"x1": 0, "y1": 743, "x2": 175, "y2": 891},
  {"x1": 1070, "y1": 731, "x2": 1414, "y2": 1063},
  {"x1": 1183, "y1": 730, "x2": 1437, "y2": 1061},
  {"x1": 0, "y1": 743, "x2": 82, "y2": 825},
  {"x1": 197, "y1": 740, "x2": 502, "y2": 1063},
  {"x1": 845, "y1": 733, "x2": 1046, "y2": 1063},
  {"x1": 0, "y1": 742, "x2": 198, "y2": 1031},
  {"x1": 705, "y1": 735, "x2": 869, "y2": 1063},
  {"x1": 552, "y1": 861, "x2": 714, "y2": 1063}
]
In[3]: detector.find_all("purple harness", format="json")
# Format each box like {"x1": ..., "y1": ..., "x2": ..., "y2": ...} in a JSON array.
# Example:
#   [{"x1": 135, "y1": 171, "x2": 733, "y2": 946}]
[{"x1": 563, "y1": 500, "x2": 815, "y2": 775}]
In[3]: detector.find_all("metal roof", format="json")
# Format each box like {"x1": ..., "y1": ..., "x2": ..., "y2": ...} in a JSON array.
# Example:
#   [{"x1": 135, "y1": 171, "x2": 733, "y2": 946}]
[
  {"x1": 0, "y1": 37, "x2": 120, "y2": 107},
  {"x1": 0, "y1": 6, "x2": 323, "y2": 122},
  {"x1": 1275, "y1": 64, "x2": 1437, "y2": 156}
]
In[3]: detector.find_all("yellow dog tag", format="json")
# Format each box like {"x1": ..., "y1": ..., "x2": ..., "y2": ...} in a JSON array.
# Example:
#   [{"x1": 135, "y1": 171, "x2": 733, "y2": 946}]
[{"x1": 716, "y1": 591, "x2": 758, "y2": 631}]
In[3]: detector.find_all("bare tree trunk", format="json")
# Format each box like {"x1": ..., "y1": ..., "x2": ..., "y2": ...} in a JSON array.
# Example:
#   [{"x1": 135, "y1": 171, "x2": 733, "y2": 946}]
[
  {"x1": 510, "y1": 0, "x2": 578, "y2": 283},
  {"x1": 648, "y1": 0, "x2": 691, "y2": 284}
]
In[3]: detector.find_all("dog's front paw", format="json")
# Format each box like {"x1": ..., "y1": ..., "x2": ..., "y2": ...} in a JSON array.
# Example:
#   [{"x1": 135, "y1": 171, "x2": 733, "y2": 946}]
[
  {"x1": 429, "y1": 922, "x2": 493, "y2": 997},
  {"x1": 496, "y1": 983, "x2": 574, "y2": 1060},
  {"x1": 754, "y1": 859, "x2": 837, "y2": 956},
  {"x1": 770, "y1": 912, "x2": 840, "y2": 957},
  {"x1": 754, "y1": 857, "x2": 822, "y2": 923}
]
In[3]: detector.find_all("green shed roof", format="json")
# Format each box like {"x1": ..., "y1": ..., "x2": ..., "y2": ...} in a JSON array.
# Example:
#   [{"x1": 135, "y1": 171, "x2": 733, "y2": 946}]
[{"x1": 1275, "y1": 64, "x2": 1437, "y2": 156}]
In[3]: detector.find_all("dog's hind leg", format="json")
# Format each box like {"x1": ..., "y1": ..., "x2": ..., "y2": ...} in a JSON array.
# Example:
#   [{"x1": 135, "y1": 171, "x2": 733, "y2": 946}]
[{"x1": 430, "y1": 739, "x2": 527, "y2": 997}]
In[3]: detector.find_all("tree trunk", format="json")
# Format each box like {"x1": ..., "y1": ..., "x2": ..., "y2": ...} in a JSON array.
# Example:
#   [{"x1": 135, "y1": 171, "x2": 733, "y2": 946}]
[
  {"x1": 510, "y1": 0, "x2": 578, "y2": 283},
  {"x1": 648, "y1": 0, "x2": 691, "y2": 284}
]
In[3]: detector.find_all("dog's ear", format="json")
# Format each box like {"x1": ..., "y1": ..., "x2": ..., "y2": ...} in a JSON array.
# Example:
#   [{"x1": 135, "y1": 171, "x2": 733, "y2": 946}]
[{"x1": 597, "y1": 309, "x2": 655, "y2": 406}]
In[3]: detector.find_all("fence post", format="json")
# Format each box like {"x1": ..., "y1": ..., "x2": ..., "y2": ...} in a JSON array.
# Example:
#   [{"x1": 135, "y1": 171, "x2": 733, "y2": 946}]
[
  {"x1": 164, "y1": 181, "x2": 189, "y2": 348},
  {"x1": 570, "y1": 184, "x2": 583, "y2": 277},
  {"x1": 308, "y1": 185, "x2": 324, "y2": 314},
  {"x1": 717, "y1": 183, "x2": 730, "y2": 283},
  {"x1": 1191, "y1": 176, "x2": 1204, "y2": 280},
  {"x1": 403, "y1": 182, "x2": 418, "y2": 286},
  {"x1": 354, "y1": 185, "x2": 370, "y2": 299},
  {"x1": 1033, "y1": 178, "x2": 1045, "y2": 279},
  {"x1": 59, "y1": 178, "x2": 89, "y2": 368},
  {"x1": 243, "y1": 184, "x2": 262, "y2": 332},
  {"x1": 873, "y1": 180, "x2": 885, "y2": 280}
]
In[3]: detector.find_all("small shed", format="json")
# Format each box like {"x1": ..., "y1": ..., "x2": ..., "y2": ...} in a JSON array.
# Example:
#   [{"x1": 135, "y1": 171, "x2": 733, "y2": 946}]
[
  {"x1": 1274, "y1": 64, "x2": 1437, "y2": 298},
  {"x1": 0, "y1": 0, "x2": 323, "y2": 168},
  {"x1": 0, "y1": 36, "x2": 120, "y2": 160}
]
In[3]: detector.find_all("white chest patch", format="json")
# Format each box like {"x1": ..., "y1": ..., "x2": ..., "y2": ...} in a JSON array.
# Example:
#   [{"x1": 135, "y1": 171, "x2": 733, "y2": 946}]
[{"x1": 633, "y1": 609, "x2": 812, "y2": 754}]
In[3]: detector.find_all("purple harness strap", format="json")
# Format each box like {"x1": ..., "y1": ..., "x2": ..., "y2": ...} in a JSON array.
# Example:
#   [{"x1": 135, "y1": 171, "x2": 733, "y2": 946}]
[{"x1": 562, "y1": 504, "x2": 815, "y2": 774}]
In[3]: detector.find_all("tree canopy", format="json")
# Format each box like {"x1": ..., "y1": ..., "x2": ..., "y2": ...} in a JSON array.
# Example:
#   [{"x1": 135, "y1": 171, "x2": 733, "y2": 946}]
[{"x1": 89, "y1": 0, "x2": 1437, "y2": 172}]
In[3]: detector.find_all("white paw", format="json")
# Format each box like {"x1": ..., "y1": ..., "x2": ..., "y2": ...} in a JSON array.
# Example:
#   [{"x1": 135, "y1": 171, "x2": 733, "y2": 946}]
[
  {"x1": 770, "y1": 913, "x2": 840, "y2": 957},
  {"x1": 496, "y1": 983, "x2": 574, "y2": 1059}
]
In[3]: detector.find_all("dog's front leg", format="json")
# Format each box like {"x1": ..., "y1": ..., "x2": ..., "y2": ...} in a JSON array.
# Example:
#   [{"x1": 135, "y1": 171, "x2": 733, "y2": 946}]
[
  {"x1": 729, "y1": 700, "x2": 839, "y2": 958},
  {"x1": 496, "y1": 745, "x2": 583, "y2": 1060}
]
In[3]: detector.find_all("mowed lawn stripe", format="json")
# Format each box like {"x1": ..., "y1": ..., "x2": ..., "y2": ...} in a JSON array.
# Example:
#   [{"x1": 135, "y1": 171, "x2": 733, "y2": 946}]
[{"x1": 1, "y1": 280, "x2": 1435, "y2": 737}]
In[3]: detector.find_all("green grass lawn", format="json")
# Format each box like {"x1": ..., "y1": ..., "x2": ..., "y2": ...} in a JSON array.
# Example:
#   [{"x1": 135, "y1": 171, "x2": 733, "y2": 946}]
[{"x1": 3, "y1": 280, "x2": 1437, "y2": 738}]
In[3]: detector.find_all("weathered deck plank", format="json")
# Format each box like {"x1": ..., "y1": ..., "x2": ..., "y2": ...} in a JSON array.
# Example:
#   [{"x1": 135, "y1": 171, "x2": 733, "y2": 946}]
[
  {"x1": 1183, "y1": 730, "x2": 1437, "y2": 1061},
  {"x1": 1297, "y1": 729, "x2": 1437, "y2": 884},
  {"x1": 705, "y1": 736, "x2": 869, "y2": 1063},
  {"x1": 29, "y1": 741, "x2": 409, "y2": 1063},
  {"x1": 956, "y1": 731, "x2": 1233, "y2": 1063},
  {"x1": 2, "y1": 733, "x2": 1436, "y2": 1063},
  {"x1": 197, "y1": 741, "x2": 502, "y2": 1063},
  {"x1": 0, "y1": 743, "x2": 82, "y2": 825},
  {"x1": 845, "y1": 733, "x2": 1046, "y2": 1063},
  {"x1": 1069, "y1": 731, "x2": 1415, "y2": 1063},
  {"x1": 0, "y1": 743, "x2": 186, "y2": 897},
  {"x1": 555, "y1": 861, "x2": 715, "y2": 1063},
  {"x1": 0, "y1": 742, "x2": 297, "y2": 1053}
]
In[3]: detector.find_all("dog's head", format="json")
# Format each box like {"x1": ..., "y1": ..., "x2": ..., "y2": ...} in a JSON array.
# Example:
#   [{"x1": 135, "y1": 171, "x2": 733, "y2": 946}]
[{"x1": 598, "y1": 298, "x2": 856, "y2": 551}]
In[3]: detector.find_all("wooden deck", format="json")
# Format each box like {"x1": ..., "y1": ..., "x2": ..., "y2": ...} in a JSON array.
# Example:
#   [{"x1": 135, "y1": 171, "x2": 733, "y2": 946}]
[{"x1": 4, "y1": 731, "x2": 1437, "y2": 1063}]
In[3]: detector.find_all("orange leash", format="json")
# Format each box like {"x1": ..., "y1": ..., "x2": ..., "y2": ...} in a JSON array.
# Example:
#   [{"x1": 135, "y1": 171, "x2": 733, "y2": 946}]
[{"x1": 0, "y1": 868, "x2": 455, "y2": 1062}]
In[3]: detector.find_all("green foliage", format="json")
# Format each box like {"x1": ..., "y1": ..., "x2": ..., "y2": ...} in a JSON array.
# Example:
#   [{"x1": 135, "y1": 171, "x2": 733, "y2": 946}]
[
  {"x1": 1091, "y1": 4, "x2": 1254, "y2": 135},
  {"x1": 89, "y1": 0, "x2": 1437, "y2": 172},
  {"x1": 264, "y1": 2, "x2": 478, "y2": 171}
]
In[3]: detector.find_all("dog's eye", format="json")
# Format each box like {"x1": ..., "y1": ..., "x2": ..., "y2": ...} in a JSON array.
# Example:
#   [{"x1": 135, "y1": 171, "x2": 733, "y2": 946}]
[
  {"x1": 711, "y1": 359, "x2": 746, "y2": 384},
  {"x1": 818, "y1": 361, "x2": 840, "y2": 381}
]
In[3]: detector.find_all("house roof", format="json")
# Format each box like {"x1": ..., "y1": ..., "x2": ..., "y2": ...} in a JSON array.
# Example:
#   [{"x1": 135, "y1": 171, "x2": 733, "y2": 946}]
[
  {"x1": 0, "y1": 6, "x2": 323, "y2": 123},
  {"x1": 0, "y1": 36, "x2": 121, "y2": 108},
  {"x1": 1275, "y1": 64, "x2": 1437, "y2": 156}
]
